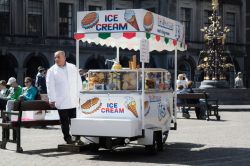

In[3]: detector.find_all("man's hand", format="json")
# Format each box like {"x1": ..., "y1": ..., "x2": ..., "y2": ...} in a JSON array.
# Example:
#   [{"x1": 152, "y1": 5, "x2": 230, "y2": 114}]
[{"x1": 49, "y1": 101, "x2": 56, "y2": 108}]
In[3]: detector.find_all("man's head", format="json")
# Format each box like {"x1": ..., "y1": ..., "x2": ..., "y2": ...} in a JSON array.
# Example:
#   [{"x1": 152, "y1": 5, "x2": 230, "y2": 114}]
[
  {"x1": 0, "y1": 80, "x2": 7, "y2": 90},
  {"x1": 54, "y1": 51, "x2": 66, "y2": 67},
  {"x1": 38, "y1": 66, "x2": 45, "y2": 73},
  {"x1": 24, "y1": 77, "x2": 33, "y2": 88},
  {"x1": 7, "y1": 77, "x2": 18, "y2": 88}
]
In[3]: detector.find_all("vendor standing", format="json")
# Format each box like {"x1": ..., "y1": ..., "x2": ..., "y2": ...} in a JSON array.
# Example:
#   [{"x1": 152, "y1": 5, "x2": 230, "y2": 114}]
[{"x1": 46, "y1": 50, "x2": 82, "y2": 144}]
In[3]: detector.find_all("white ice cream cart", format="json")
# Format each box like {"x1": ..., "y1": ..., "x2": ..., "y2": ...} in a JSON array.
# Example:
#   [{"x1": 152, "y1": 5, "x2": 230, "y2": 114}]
[{"x1": 71, "y1": 9, "x2": 186, "y2": 153}]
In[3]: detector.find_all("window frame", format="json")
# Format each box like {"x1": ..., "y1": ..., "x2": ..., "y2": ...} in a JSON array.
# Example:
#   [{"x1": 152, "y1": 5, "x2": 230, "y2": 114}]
[
  {"x1": 225, "y1": 12, "x2": 236, "y2": 43},
  {"x1": 180, "y1": 7, "x2": 192, "y2": 41},
  {"x1": 0, "y1": 0, "x2": 11, "y2": 35},
  {"x1": 59, "y1": 2, "x2": 73, "y2": 38},
  {"x1": 27, "y1": 0, "x2": 44, "y2": 36}
]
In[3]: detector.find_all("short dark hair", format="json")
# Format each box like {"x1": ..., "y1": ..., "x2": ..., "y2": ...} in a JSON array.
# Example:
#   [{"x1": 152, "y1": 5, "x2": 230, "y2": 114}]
[{"x1": 0, "y1": 80, "x2": 6, "y2": 86}]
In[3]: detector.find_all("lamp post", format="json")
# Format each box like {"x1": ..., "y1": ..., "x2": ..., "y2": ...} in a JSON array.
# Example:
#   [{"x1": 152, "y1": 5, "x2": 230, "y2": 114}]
[{"x1": 198, "y1": 0, "x2": 234, "y2": 89}]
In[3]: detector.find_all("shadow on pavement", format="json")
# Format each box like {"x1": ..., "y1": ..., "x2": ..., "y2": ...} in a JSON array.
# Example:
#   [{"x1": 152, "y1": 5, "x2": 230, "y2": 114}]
[
  {"x1": 23, "y1": 148, "x2": 75, "y2": 157},
  {"x1": 86, "y1": 142, "x2": 250, "y2": 165}
]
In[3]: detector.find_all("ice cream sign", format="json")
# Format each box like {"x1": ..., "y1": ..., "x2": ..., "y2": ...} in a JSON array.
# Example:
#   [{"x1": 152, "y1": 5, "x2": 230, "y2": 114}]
[
  {"x1": 77, "y1": 9, "x2": 185, "y2": 41},
  {"x1": 80, "y1": 95, "x2": 139, "y2": 118},
  {"x1": 79, "y1": 10, "x2": 141, "y2": 32},
  {"x1": 100, "y1": 103, "x2": 125, "y2": 114}
]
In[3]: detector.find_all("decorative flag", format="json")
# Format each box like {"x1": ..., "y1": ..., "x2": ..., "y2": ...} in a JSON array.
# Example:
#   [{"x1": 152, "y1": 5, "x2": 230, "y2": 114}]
[
  {"x1": 123, "y1": 32, "x2": 136, "y2": 39},
  {"x1": 98, "y1": 33, "x2": 111, "y2": 39},
  {"x1": 74, "y1": 33, "x2": 85, "y2": 40}
]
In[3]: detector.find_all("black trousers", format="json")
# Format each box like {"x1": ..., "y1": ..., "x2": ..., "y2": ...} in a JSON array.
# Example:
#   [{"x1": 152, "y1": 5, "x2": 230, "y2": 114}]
[
  {"x1": 58, "y1": 108, "x2": 76, "y2": 141},
  {"x1": 0, "y1": 98, "x2": 8, "y2": 110}
]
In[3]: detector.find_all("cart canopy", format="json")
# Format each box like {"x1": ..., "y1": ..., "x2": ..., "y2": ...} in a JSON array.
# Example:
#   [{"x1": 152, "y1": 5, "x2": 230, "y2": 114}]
[{"x1": 75, "y1": 9, "x2": 187, "y2": 52}]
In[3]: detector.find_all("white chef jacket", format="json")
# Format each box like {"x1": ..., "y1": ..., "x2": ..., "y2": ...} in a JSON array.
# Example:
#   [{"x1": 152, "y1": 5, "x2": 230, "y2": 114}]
[{"x1": 46, "y1": 62, "x2": 82, "y2": 109}]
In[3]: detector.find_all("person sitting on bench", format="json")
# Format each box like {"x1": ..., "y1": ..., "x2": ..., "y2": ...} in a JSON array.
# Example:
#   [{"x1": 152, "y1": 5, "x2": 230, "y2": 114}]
[
  {"x1": 0, "y1": 80, "x2": 9, "y2": 98},
  {"x1": 182, "y1": 81, "x2": 205, "y2": 119},
  {"x1": 176, "y1": 85, "x2": 190, "y2": 118},
  {"x1": 0, "y1": 77, "x2": 22, "y2": 120},
  {"x1": 5, "y1": 77, "x2": 37, "y2": 121}
]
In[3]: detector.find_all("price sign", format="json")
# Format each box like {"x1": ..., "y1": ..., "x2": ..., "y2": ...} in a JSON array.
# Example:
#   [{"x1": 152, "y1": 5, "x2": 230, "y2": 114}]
[{"x1": 140, "y1": 39, "x2": 149, "y2": 63}]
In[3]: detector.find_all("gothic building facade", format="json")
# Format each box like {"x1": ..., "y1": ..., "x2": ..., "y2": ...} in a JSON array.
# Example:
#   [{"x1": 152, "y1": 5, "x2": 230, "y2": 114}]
[{"x1": 0, "y1": 0, "x2": 246, "y2": 87}]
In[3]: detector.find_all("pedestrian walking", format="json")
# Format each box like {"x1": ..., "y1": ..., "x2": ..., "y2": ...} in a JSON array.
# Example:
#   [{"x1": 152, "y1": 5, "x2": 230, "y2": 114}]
[
  {"x1": 46, "y1": 50, "x2": 82, "y2": 144},
  {"x1": 35, "y1": 66, "x2": 47, "y2": 94},
  {"x1": 235, "y1": 72, "x2": 244, "y2": 88}
]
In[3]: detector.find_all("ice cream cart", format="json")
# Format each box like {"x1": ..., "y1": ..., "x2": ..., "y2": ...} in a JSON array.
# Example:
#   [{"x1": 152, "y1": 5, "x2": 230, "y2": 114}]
[{"x1": 71, "y1": 9, "x2": 186, "y2": 153}]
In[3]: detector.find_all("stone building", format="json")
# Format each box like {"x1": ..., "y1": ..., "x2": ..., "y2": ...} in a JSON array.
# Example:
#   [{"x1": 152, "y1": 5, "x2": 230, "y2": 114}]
[
  {"x1": 245, "y1": 0, "x2": 250, "y2": 87},
  {"x1": 0, "y1": 0, "x2": 246, "y2": 87}
]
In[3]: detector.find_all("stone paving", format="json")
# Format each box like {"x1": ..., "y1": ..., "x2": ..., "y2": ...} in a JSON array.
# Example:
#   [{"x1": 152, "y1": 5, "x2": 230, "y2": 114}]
[{"x1": 1, "y1": 111, "x2": 250, "y2": 166}]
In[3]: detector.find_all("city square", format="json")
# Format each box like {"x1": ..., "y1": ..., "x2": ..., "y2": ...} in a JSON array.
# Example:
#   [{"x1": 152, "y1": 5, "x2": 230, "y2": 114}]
[{"x1": 0, "y1": 0, "x2": 250, "y2": 165}]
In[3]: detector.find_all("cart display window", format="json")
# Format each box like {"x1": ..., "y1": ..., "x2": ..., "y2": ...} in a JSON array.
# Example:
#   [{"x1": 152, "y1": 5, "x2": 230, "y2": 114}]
[
  {"x1": 85, "y1": 69, "x2": 171, "y2": 91},
  {"x1": 87, "y1": 70, "x2": 138, "y2": 91}
]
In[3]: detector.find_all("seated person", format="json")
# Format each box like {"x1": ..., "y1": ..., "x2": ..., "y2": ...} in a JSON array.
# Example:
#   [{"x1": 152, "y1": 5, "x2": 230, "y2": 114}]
[
  {"x1": 176, "y1": 85, "x2": 190, "y2": 118},
  {"x1": 182, "y1": 81, "x2": 205, "y2": 119},
  {"x1": 0, "y1": 80, "x2": 9, "y2": 98},
  {"x1": 0, "y1": 77, "x2": 22, "y2": 111},
  {"x1": 5, "y1": 77, "x2": 37, "y2": 120}
]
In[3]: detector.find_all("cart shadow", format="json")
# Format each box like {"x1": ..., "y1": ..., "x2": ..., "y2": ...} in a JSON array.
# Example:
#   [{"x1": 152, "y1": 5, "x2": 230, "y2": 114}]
[
  {"x1": 22, "y1": 148, "x2": 76, "y2": 157},
  {"x1": 87, "y1": 142, "x2": 250, "y2": 165}
]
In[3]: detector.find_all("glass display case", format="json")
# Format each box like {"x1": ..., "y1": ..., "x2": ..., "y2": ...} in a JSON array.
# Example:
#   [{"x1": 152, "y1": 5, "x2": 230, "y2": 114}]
[{"x1": 84, "y1": 68, "x2": 171, "y2": 91}]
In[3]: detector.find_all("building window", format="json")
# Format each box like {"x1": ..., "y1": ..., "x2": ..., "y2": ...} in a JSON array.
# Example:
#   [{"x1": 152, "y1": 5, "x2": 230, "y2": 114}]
[
  {"x1": 180, "y1": 8, "x2": 192, "y2": 41},
  {"x1": 89, "y1": 5, "x2": 102, "y2": 11},
  {"x1": 79, "y1": 0, "x2": 84, "y2": 11},
  {"x1": 226, "y1": 12, "x2": 236, "y2": 43},
  {"x1": 0, "y1": 0, "x2": 10, "y2": 34},
  {"x1": 140, "y1": 0, "x2": 158, "y2": 13},
  {"x1": 59, "y1": 3, "x2": 73, "y2": 38},
  {"x1": 113, "y1": 0, "x2": 133, "y2": 10},
  {"x1": 28, "y1": 0, "x2": 43, "y2": 36}
]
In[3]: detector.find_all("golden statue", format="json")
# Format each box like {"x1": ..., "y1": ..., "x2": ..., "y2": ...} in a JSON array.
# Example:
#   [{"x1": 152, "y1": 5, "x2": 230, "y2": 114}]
[{"x1": 212, "y1": 0, "x2": 219, "y2": 11}]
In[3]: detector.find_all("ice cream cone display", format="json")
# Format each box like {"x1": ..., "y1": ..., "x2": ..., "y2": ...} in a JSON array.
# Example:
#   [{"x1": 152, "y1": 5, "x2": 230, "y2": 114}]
[
  {"x1": 124, "y1": 10, "x2": 140, "y2": 31},
  {"x1": 128, "y1": 55, "x2": 137, "y2": 70},
  {"x1": 81, "y1": 12, "x2": 99, "y2": 29},
  {"x1": 81, "y1": 97, "x2": 102, "y2": 114},
  {"x1": 144, "y1": 101, "x2": 150, "y2": 116},
  {"x1": 125, "y1": 97, "x2": 138, "y2": 118},
  {"x1": 143, "y1": 11, "x2": 154, "y2": 32}
]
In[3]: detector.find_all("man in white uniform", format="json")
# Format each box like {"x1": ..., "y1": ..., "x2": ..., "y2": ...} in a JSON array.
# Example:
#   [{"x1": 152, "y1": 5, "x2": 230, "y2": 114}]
[{"x1": 46, "y1": 51, "x2": 82, "y2": 144}]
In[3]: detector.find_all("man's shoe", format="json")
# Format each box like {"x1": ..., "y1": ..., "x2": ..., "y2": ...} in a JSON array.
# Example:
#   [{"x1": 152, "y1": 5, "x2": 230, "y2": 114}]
[{"x1": 65, "y1": 137, "x2": 74, "y2": 144}]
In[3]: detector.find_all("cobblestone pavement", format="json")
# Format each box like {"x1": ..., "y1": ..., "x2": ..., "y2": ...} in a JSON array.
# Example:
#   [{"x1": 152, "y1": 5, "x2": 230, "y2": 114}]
[{"x1": 1, "y1": 111, "x2": 250, "y2": 166}]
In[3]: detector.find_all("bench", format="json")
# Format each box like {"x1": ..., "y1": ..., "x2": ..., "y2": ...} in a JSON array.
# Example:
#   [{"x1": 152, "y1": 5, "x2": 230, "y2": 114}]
[
  {"x1": 0, "y1": 100, "x2": 60, "y2": 152},
  {"x1": 177, "y1": 92, "x2": 220, "y2": 121}
]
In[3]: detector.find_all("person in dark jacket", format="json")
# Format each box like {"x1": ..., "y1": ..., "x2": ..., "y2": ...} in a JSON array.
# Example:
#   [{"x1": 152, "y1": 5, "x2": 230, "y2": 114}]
[
  {"x1": 183, "y1": 81, "x2": 205, "y2": 119},
  {"x1": 176, "y1": 85, "x2": 190, "y2": 118},
  {"x1": 35, "y1": 66, "x2": 47, "y2": 94}
]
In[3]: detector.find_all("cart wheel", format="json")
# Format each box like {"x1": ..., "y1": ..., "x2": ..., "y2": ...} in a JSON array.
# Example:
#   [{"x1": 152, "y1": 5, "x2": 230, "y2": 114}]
[
  {"x1": 145, "y1": 131, "x2": 163, "y2": 154},
  {"x1": 162, "y1": 131, "x2": 169, "y2": 144},
  {"x1": 216, "y1": 115, "x2": 220, "y2": 121},
  {"x1": 89, "y1": 143, "x2": 100, "y2": 152}
]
